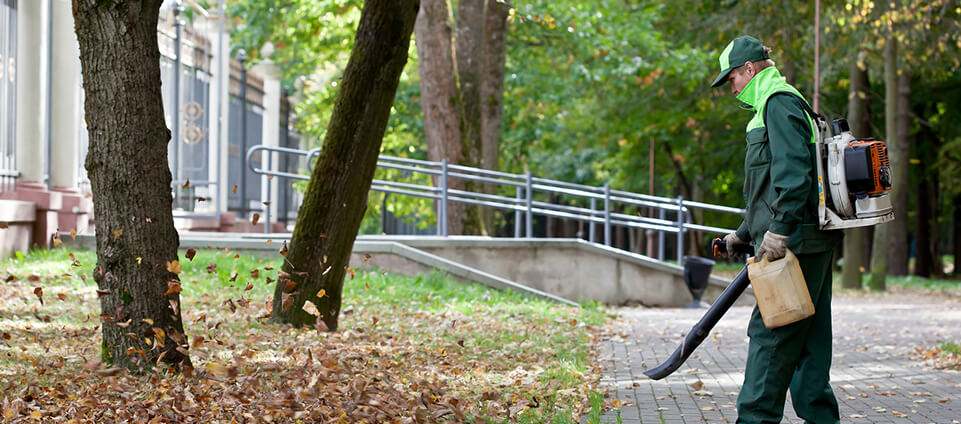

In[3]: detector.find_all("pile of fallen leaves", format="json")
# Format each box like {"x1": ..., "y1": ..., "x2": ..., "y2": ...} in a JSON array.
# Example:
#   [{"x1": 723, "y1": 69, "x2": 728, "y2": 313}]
[
  {"x1": 911, "y1": 345, "x2": 961, "y2": 371},
  {"x1": 0, "y1": 249, "x2": 604, "y2": 423}
]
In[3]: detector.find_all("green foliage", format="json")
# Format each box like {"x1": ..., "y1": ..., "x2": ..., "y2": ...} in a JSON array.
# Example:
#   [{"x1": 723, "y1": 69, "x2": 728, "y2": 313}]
[
  {"x1": 941, "y1": 341, "x2": 961, "y2": 355},
  {"x1": 227, "y1": 0, "x2": 430, "y2": 231},
  {"x1": 223, "y1": 0, "x2": 961, "y2": 248}
]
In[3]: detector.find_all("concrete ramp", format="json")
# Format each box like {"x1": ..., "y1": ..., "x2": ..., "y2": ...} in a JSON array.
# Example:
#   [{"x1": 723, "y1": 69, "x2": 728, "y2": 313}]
[
  {"x1": 352, "y1": 236, "x2": 752, "y2": 307},
  {"x1": 63, "y1": 233, "x2": 753, "y2": 307}
]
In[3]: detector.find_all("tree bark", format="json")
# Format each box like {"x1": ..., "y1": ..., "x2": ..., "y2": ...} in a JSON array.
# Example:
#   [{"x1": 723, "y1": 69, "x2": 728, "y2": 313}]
[
  {"x1": 869, "y1": 36, "x2": 898, "y2": 292},
  {"x1": 480, "y1": 0, "x2": 510, "y2": 234},
  {"x1": 74, "y1": 0, "x2": 190, "y2": 372},
  {"x1": 886, "y1": 72, "x2": 911, "y2": 275},
  {"x1": 271, "y1": 0, "x2": 419, "y2": 330},
  {"x1": 913, "y1": 103, "x2": 942, "y2": 278},
  {"x1": 841, "y1": 54, "x2": 870, "y2": 289},
  {"x1": 955, "y1": 195, "x2": 961, "y2": 276},
  {"x1": 454, "y1": 0, "x2": 488, "y2": 235},
  {"x1": 914, "y1": 178, "x2": 934, "y2": 277},
  {"x1": 414, "y1": 0, "x2": 466, "y2": 235}
]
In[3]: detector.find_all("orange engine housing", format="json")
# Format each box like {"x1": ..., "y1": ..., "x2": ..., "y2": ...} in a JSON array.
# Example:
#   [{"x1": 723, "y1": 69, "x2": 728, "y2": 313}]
[{"x1": 844, "y1": 139, "x2": 891, "y2": 196}]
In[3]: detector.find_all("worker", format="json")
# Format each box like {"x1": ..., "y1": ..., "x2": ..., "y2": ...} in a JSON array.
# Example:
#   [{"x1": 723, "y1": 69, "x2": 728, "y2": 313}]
[{"x1": 713, "y1": 35, "x2": 844, "y2": 424}]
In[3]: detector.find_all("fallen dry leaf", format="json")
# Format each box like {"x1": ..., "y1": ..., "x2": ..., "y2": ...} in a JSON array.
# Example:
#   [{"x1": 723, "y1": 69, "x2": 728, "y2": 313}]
[
  {"x1": 166, "y1": 260, "x2": 183, "y2": 275},
  {"x1": 165, "y1": 281, "x2": 183, "y2": 296},
  {"x1": 185, "y1": 248, "x2": 197, "y2": 261},
  {"x1": 95, "y1": 367, "x2": 123, "y2": 377}
]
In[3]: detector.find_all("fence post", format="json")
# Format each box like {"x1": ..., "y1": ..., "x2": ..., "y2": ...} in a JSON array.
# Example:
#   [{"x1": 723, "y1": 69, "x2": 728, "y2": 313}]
[
  {"x1": 676, "y1": 196, "x2": 684, "y2": 263},
  {"x1": 237, "y1": 49, "x2": 248, "y2": 218},
  {"x1": 440, "y1": 159, "x2": 449, "y2": 237},
  {"x1": 525, "y1": 171, "x2": 533, "y2": 238},
  {"x1": 263, "y1": 151, "x2": 271, "y2": 234},
  {"x1": 589, "y1": 198, "x2": 596, "y2": 243},
  {"x1": 603, "y1": 183, "x2": 611, "y2": 246},
  {"x1": 658, "y1": 207, "x2": 666, "y2": 260},
  {"x1": 514, "y1": 186, "x2": 521, "y2": 237},
  {"x1": 172, "y1": 2, "x2": 184, "y2": 191}
]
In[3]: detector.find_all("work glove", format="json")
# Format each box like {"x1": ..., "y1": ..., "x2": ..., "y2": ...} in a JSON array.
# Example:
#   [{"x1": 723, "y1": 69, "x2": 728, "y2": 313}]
[
  {"x1": 756, "y1": 231, "x2": 789, "y2": 261},
  {"x1": 722, "y1": 232, "x2": 746, "y2": 257}
]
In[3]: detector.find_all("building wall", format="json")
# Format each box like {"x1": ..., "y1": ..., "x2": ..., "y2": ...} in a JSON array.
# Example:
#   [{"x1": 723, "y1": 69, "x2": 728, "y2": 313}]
[{"x1": 0, "y1": 1, "x2": 294, "y2": 257}]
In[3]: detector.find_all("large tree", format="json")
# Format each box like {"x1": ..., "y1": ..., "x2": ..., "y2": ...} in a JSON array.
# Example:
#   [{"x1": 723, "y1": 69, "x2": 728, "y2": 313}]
[
  {"x1": 841, "y1": 52, "x2": 871, "y2": 289},
  {"x1": 415, "y1": 0, "x2": 510, "y2": 235},
  {"x1": 868, "y1": 34, "x2": 898, "y2": 292},
  {"x1": 271, "y1": 0, "x2": 419, "y2": 329},
  {"x1": 74, "y1": 0, "x2": 191, "y2": 372}
]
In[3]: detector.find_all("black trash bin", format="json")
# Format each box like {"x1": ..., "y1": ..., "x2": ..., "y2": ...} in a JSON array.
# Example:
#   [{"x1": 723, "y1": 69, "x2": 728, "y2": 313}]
[{"x1": 683, "y1": 256, "x2": 715, "y2": 308}]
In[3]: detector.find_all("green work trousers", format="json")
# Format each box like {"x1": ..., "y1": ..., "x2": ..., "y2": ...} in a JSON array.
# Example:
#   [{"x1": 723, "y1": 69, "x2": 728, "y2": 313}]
[{"x1": 736, "y1": 250, "x2": 840, "y2": 424}]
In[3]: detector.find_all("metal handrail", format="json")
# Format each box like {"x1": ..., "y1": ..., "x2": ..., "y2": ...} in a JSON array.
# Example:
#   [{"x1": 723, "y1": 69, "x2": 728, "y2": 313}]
[{"x1": 246, "y1": 145, "x2": 746, "y2": 259}]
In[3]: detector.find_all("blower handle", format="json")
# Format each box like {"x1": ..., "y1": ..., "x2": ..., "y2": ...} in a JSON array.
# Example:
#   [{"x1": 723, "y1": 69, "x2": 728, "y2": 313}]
[{"x1": 712, "y1": 237, "x2": 756, "y2": 258}]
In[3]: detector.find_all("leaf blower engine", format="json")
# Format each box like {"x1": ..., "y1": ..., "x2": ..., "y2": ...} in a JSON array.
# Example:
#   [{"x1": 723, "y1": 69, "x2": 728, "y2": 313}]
[{"x1": 814, "y1": 118, "x2": 895, "y2": 230}]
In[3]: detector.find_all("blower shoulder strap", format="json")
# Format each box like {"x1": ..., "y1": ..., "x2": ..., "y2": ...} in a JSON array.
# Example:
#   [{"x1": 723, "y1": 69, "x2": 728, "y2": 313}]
[
  {"x1": 762, "y1": 91, "x2": 823, "y2": 127},
  {"x1": 762, "y1": 91, "x2": 829, "y2": 145}
]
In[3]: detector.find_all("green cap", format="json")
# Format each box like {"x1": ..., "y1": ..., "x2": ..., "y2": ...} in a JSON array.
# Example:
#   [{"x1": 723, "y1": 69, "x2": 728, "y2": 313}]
[{"x1": 711, "y1": 35, "x2": 770, "y2": 88}]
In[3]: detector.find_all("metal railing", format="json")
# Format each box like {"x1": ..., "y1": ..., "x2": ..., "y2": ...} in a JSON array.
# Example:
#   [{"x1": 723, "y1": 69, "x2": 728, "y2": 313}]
[
  {"x1": 0, "y1": 169, "x2": 18, "y2": 192},
  {"x1": 248, "y1": 145, "x2": 745, "y2": 260}
]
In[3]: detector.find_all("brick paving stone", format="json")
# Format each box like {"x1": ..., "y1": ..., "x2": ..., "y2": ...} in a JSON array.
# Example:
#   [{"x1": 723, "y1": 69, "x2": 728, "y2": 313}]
[{"x1": 587, "y1": 293, "x2": 961, "y2": 424}]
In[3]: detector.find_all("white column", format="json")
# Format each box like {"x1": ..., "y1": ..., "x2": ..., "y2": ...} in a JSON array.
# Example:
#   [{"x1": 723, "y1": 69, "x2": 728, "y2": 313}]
[
  {"x1": 49, "y1": 0, "x2": 81, "y2": 189},
  {"x1": 14, "y1": 0, "x2": 47, "y2": 183},
  {"x1": 214, "y1": 11, "x2": 232, "y2": 215},
  {"x1": 252, "y1": 53, "x2": 281, "y2": 227}
]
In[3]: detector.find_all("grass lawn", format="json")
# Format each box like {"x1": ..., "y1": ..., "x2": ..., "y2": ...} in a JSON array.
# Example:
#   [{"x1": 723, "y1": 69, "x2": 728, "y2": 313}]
[{"x1": 0, "y1": 247, "x2": 606, "y2": 423}]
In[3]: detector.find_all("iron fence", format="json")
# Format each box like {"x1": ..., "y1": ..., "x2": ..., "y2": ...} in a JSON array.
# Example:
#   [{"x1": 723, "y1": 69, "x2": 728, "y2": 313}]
[
  {"x1": 248, "y1": 145, "x2": 746, "y2": 260},
  {"x1": 0, "y1": 0, "x2": 17, "y2": 192}
]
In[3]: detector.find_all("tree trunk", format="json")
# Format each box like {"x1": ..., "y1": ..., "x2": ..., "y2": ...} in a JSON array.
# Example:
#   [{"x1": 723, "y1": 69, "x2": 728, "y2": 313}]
[
  {"x1": 455, "y1": 0, "x2": 484, "y2": 167},
  {"x1": 415, "y1": 0, "x2": 466, "y2": 235},
  {"x1": 914, "y1": 177, "x2": 933, "y2": 277},
  {"x1": 955, "y1": 195, "x2": 961, "y2": 276},
  {"x1": 869, "y1": 36, "x2": 898, "y2": 292},
  {"x1": 454, "y1": 0, "x2": 487, "y2": 235},
  {"x1": 863, "y1": 226, "x2": 874, "y2": 269},
  {"x1": 841, "y1": 54, "x2": 870, "y2": 289},
  {"x1": 913, "y1": 103, "x2": 942, "y2": 278},
  {"x1": 480, "y1": 0, "x2": 510, "y2": 234},
  {"x1": 886, "y1": 72, "x2": 911, "y2": 275},
  {"x1": 271, "y1": 0, "x2": 418, "y2": 330},
  {"x1": 74, "y1": 0, "x2": 191, "y2": 372}
]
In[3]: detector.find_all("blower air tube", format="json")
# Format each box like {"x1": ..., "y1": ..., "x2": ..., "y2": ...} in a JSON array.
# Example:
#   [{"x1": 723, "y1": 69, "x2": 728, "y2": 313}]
[{"x1": 643, "y1": 267, "x2": 751, "y2": 380}]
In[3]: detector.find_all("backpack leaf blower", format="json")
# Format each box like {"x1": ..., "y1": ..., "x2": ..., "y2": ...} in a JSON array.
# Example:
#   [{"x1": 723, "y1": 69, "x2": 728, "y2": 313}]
[
  {"x1": 643, "y1": 239, "x2": 753, "y2": 380},
  {"x1": 645, "y1": 95, "x2": 895, "y2": 380}
]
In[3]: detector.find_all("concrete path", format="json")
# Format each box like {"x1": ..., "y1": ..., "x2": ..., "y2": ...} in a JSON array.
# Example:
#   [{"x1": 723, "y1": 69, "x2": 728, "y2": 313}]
[{"x1": 594, "y1": 293, "x2": 961, "y2": 423}]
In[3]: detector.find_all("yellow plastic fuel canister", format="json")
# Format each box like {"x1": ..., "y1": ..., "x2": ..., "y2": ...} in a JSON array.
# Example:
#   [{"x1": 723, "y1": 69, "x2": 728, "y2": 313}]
[{"x1": 747, "y1": 249, "x2": 815, "y2": 329}]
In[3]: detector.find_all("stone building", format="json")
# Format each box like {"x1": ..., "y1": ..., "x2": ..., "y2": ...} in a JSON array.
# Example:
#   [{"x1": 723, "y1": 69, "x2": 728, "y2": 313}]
[{"x1": 0, "y1": 0, "x2": 301, "y2": 258}]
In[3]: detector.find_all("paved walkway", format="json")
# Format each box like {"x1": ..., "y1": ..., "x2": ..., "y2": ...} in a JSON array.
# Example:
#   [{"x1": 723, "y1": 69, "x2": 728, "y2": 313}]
[{"x1": 594, "y1": 293, "x2": 961, "y2": 423}]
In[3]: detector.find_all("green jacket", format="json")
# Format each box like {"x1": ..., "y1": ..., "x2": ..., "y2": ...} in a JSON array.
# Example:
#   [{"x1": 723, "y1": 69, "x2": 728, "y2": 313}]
[{"x1": 732, "y1": 67, "x2": 842, "y2": 254}]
